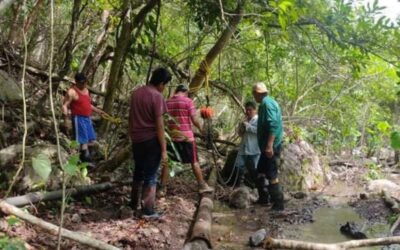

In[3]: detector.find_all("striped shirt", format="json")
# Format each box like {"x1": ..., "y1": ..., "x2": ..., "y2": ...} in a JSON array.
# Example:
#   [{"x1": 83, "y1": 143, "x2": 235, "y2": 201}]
[{"x1": 167, "y1": 94, "x2": 196, "y2": 142}]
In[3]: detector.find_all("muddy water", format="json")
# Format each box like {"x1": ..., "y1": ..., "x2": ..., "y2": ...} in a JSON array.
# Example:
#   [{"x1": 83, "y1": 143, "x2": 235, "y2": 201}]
[
  {"x1": 212, "y1": 201, "x2": 264, "y2": 250},
  {"x1": 212, "y1": 200, "x2": 392, "y2": 250},
  {"x1": 285, "y1": 206, "x2": 390, "y2": 249}
]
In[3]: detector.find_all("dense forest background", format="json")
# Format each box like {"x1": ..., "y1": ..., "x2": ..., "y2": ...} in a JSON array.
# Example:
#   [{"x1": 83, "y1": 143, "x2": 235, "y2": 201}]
[
  {"x1": 0, "y1": 0, "x2": 400, "y2": 249},
  {"x1": 1, "y1": 0, "x2": 399, "y2": 156}
]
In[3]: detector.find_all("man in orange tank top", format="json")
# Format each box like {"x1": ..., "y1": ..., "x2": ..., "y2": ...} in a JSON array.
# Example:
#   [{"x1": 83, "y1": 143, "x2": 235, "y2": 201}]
[{"x1": 62, "y1": 73, "x2": 105, "y2": 167}]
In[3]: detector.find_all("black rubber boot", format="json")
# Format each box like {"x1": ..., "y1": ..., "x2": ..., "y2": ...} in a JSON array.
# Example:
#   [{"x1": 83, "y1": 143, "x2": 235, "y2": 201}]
[
  {"x1": 256, "y1": 177, "x2": 270, "y2": 204},
  {"x1": 88, "y1": 145, "x2": 97, "y2": 160},
  {"x1": 80, "y1": 149, "x2": 95, "y2": 168},
  {"x1": 131, "y1": 181, "x2": 143, "y2": 211},
  {"x1": 235, "y1": 169, "x2": 245, "y2": 188},
  {"x1": 268, "y1": 183, "x2": 284, "y2": 211}
]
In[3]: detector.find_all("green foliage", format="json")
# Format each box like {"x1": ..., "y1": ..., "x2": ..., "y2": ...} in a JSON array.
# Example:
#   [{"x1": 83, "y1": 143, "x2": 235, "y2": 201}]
[
  {"x1": 390, "y1": 131, "x2": 400, "y2": 150},
  {"x1": 0, "y1": 236, "x2": 26, "y2": 250},
  {"x1": 64, "y1": 141, "x2": 88, "y2": 177},
  {"x1": 387, "y1": 213, "x2": 398, "y2": 225},
  {"x1": 364, "y1": 162, "x2": 382, "y2": 181},
  {"x1": 6, "y1": 216, "x2": 20, "y2": 227},
  {"x1": 32, "y1": 154, "x2": 52, "y2": 182},
  {"x1": 168, "y1": 160, "x2": 184, "y2": 178}
]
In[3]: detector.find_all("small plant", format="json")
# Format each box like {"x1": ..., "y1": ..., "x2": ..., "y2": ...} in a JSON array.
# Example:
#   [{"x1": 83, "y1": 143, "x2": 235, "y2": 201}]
[
  {"x1": 387, "y1": 213, "x2": 398, "y2": 225},
  {"x1": 0, "y1": 236, "x2": 26, "y2": 250},
  {"x1": 364, "y1": 162, "x2": 382, "y2": 180}
]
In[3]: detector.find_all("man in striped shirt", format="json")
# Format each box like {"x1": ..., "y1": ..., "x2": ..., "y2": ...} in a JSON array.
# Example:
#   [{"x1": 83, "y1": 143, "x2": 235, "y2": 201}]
[{"x1": 166, "y1": 84, "x2": 213, "y2": 194}]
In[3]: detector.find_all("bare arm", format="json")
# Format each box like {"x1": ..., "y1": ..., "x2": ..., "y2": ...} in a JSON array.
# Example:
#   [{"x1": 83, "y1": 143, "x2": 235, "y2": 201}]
[
  {"x1": 62, "y1": 89, "x2": 74, "y2": 117},
  {"x1": 190, "y1": 115, "x2": 202, "y2": 132},
  {"x1": 156, "y1": 115, "x2": 167, "y2": 161},
  {"x1": 91, "y1": 105, "x2": 105, "y2": 115}
]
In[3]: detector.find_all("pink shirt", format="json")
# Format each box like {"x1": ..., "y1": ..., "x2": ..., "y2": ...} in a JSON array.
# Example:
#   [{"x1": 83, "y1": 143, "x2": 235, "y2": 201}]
[
  {"x1": 129, "y1": 85, "x2": 167, "y2": 143},
  {"x1": 167, "y1": 94, "x2": 196, "y2": 142}
]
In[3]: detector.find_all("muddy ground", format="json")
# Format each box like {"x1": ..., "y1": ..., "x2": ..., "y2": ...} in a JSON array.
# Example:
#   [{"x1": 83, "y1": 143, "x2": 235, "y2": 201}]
[{"x1": 1, "y1": 159, "x2": 399, "y2": 249}]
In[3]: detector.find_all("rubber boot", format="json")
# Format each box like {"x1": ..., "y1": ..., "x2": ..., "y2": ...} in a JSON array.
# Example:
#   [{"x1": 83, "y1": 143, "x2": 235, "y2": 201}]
[
  {"x1": 88, "y1": 145, "x2": 97, "y2": 160},
  {"x1": 141, "y1": 185, "x2": 162, "y2": 219},
  {"x1": 235, "y1": 169, "x2": 245, "y2": 188},
  {"x1": 131, "y1": 181, "x2": 143, "y2": 211},
  {"x1": 256, "y1": 177, "x2": 270, "y2": 204},
  {"x1": 80, "y1": 149, "x2": 95, "y2": 168},
  {"x1": 268, "y1": 183, "x2": 284, "y2": 211}
]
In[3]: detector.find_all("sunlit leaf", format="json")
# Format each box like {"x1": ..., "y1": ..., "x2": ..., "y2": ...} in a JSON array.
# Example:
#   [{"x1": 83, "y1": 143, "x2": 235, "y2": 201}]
[{"x1": 32, "y1": 154, "x2": 52, "y2": 182}]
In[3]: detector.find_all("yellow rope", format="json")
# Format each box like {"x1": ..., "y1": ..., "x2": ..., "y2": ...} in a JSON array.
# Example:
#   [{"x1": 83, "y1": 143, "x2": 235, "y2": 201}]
[
  {"x1": 101, "y1": 113, "x2": 122, "y2": 124},
  {"x1": 189, "y1": 60, "x2": 211, "y2": 95}
]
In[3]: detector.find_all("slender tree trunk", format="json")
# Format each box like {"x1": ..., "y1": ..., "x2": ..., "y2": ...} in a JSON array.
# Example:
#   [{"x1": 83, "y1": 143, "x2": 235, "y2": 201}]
[
  {"x1": 81, "y1": 10, "x2": 111, "y2": 85},
  {"x1": 7, "y1": 1, "x2": 22, "y2": 45},
  {"x1": 7, "y1": 0, "x2": 45, "y2": 48},
  {"x1": 0, "y1": 0, "x2": 17, "y2": 16},
  {"x1": 100, "y1": 0, "x2": 158, "y2": 133},
  {"x1": 58, "y1": 0, "x2": 82, "y2": 79},
  {"x1": 34, "y1": 0, "x2": 82, "y2": 111},
  {"x1": 189, "y1": 1, "x2": 244, "y2": 93}
]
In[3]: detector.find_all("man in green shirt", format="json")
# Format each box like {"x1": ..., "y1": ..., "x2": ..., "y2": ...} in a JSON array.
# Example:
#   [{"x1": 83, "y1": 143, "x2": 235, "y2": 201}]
[{"x1": 252, "y1": 82, "x2": 284, "y2": 211}]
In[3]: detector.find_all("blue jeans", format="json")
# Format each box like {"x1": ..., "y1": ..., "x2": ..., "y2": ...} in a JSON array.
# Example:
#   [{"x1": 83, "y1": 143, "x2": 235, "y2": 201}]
[
  {"x1": 132, "y1": 138, "x2": 161, "y2": 187},
  {"x1": 235, "y1": 154, "x2": 260, "y2": 171}
]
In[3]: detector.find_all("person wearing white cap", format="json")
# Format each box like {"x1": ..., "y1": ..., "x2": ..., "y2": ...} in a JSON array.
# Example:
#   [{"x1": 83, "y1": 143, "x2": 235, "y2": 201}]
[{"x1": 252, "y1": 82, "x2": 284, "y2": 211}]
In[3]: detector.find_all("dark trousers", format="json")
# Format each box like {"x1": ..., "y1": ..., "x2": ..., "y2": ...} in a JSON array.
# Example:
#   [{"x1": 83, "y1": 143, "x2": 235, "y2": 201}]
[
  {"x1": 257, "y1": 144, "x2": 282, "y2": 181},
  {"x1": 132, "y1": 138, "x2": 161, "y2": 187}
]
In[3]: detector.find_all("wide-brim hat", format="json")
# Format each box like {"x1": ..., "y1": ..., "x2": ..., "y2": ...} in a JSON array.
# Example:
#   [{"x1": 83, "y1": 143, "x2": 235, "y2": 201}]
[{"x1": 252, "y1": 82, "x2": 268, "y2": 94}]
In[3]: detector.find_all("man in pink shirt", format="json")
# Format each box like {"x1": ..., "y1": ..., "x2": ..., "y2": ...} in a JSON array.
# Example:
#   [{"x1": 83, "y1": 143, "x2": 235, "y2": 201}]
[
  {"x1": 167, "y1": 84, "x2": 213, "y2": 193},
  {"x1": 128, "y1": 67, "x2": 171, "y2": 219}
]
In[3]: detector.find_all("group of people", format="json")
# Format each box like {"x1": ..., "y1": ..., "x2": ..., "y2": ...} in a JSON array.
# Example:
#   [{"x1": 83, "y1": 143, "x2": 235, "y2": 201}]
[
  {"x1": 236, "y1": 82, "x2": 284, "y2": 211},
  {"x1": 62, "y1": 67, "x2": 284, "y2": 219}
]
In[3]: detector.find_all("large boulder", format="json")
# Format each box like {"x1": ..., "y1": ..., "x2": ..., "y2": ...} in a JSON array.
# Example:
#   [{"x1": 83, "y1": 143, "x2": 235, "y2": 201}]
[
  {"x1": 279, "y1": 140, "x2": 329, "y2": 192},
  {"x1": 0, "y1": 142, "x2": 90, "y2": 191},
  {"x1": 0, "y1": 70, "x2": 22, "y2": 103},
  {"x1": 367, "y1": 179, "x2": 400, "y2": 200}
]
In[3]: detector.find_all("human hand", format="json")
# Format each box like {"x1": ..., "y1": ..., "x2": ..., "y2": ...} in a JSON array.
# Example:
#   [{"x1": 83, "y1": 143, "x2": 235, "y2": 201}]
[
  {"x1": 61, "y1": 119, "x2": 72, "y2": 135},
  {"x1": 264, "y1": 146, "x2": 273, "y2": 158}
]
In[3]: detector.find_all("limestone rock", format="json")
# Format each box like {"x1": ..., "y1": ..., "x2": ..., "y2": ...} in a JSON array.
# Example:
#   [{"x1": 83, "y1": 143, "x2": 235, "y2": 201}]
[
  {"x1": 229, "y1": 186, "x2": 258, "y2": 209},
  {"x1": 0, "y1": 144, "x2": 22, "y2": 166},
  {"x1": 367, "y1": 179, "x2": 400, "y2": 200},
  {"x1": 0, "y1": 70, "x2": 22, "y2": 103},
  {"x1": 1, "y1": 142, "x2": 90, "y2": 191},
  {"x1": 280, "y1": 140, "x2": 329, "y2": 192}
]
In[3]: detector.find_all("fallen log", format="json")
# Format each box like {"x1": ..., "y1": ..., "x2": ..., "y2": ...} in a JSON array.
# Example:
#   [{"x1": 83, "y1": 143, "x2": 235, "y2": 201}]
[
  {"x1": 5, "y1": 180, "x2": 131, "y2": 207},
  {"x1": 189, "y1": 197, "x2": 213, "y2": 248},
  {"x1": 183, "y1": 155, "x2": 218, "y2": 249},
  {"x1": 194, "y1": 132, "x2": 237, "y2": 147},
  {"x1": 96, "y1": 145, "x2": 132, "y2": 173},
  {"x1": 0, "y1": 201, "x2": 119, "y2": 250},
  {"x1": 265, "y1": 236, "x2": 400, "y2": 250}
]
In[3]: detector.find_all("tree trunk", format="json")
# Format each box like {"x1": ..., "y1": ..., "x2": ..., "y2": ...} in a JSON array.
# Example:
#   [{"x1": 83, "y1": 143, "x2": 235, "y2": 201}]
[
  {"x1": 184, "y1": 158, "x2": 218, "y2": 249},
  {"x1": 81, "y1": 10, "x2": 111, "y2": 85},
  {"x1": 265, "y1": 236, "x2": 400, "y2": 250},
  {"x1": 0, "y1": 201, "x2": 119, "y2": 250},
  {"x1": 58, "y1": 0, "x2": 82, "y2": 79},
  {"x1": 100, "y1": 0, "x2": 158, "y2": 134},
  {"x1": 4, "y1": 181, "x2": 131, "y2": 207},
  {"x1": 189, "y1": 1, "x2": 244, "y2": 93}
]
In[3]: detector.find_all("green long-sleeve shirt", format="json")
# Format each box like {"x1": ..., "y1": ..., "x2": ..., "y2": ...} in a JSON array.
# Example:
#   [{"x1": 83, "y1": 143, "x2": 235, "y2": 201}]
[{"x1": 257, "y1": 95, "x2": 283, "y2": 151}]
